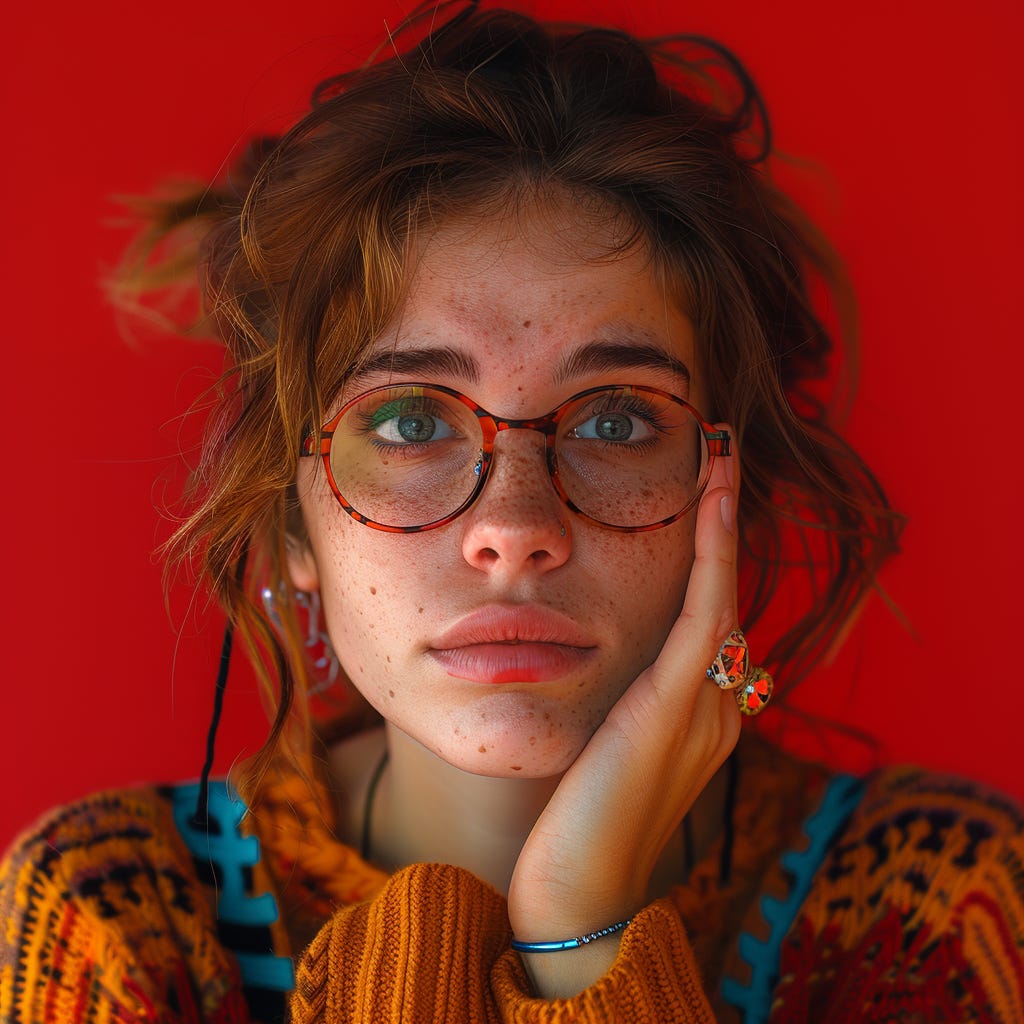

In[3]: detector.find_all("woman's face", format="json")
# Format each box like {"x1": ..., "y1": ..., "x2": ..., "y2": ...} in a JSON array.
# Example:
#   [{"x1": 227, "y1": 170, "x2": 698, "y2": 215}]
[{"x1": 292, "y1": 199, "x2": 707, "y2": 778}]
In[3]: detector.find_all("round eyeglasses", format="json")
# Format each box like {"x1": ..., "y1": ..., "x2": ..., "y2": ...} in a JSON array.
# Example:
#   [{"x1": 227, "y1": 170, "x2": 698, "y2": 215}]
[{"x1": 300, "y1": 383, "x2": 730, "y2": 533}]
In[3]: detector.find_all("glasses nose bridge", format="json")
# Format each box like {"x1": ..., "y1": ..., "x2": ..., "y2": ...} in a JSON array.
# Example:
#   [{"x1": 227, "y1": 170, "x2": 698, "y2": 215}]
[
  {"x1": 491, "y1": 411, "x2": 559, "y2": 441},
  {"x1": 487, "y1": 413, "x2": 560, "y2": 465},
  {"x1": 478, "y1": 413, "x2": 560, "y2": 490}
]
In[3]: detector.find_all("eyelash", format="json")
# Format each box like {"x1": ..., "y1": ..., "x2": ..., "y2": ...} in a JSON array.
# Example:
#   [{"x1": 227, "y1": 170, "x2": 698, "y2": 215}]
[
  {"x1": 571, "y1": 395, "x2": 670, "y2": 443},
  {"x1": 360, "y1": 398, "x2": 447, "y2": 426}
]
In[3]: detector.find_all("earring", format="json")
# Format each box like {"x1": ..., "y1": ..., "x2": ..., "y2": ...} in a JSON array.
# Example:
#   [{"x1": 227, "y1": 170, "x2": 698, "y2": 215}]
[
  {"x1": 295, "y1": 589, "x2": 340, "y2": 695},
  {"x1": 262, "y1": 585, "x2": 341, "y2": 697}
]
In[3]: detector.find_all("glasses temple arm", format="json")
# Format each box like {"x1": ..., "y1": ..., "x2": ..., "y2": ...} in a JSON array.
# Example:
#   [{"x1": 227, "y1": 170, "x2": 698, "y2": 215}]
[{"x1": 705, "y1": 428, "x2": 731, "y2": 458}]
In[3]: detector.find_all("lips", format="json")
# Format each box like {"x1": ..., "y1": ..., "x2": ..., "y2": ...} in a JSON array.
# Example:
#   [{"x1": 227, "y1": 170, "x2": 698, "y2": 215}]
[{"x1": 429, "y1": 605, "x2": 597, "y2": 684}]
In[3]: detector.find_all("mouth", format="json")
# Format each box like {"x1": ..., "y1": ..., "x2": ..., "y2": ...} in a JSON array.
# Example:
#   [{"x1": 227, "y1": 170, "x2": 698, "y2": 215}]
[{"x1": 429, "y1": 605, "x2": 598, "y2": 684}]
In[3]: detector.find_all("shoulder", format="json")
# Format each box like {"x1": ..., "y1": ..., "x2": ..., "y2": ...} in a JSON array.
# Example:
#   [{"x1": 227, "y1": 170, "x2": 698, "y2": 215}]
[
  {"x1": 0, "y1": 783, "x2": 253, "y2": 1022},
  {"x1": 825, "y1": 765, "x2": 1023, "y2": 906},
  {"x1": 776, "y1": 766, "x2": 1024, "y2": 1021},
  {"x1": 1, "y1": 784, "x2": 203, "y2": 920},
  {"x1": 0, "y1": 782, "x2": 259, "y2": 919}
]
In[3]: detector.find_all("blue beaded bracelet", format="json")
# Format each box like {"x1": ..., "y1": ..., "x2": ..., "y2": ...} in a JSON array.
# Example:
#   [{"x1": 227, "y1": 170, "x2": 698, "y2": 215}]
[{"x1": 510, "y1": 918, "x2": 632, "y2": 953}]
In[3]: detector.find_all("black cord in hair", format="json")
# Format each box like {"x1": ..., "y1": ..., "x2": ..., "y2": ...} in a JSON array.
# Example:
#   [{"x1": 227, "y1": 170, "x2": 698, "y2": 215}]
[
  {"x1": 718, "y1": 749, "x2": 739, "y2": 886},
  {"x1": 191, "y1": 549, "x2": 249, "y2": 831}
]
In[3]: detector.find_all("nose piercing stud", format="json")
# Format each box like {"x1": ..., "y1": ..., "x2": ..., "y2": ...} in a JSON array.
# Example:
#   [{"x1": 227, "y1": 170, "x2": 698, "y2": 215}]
[{"x1": 559, "y1": 522, "x2": 567, "y2": 537}]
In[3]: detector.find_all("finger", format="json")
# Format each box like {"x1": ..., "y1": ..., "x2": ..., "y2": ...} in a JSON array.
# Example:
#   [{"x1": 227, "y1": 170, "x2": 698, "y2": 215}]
[
  {"x1": 688, "y1": 419, "x2": 740, "y2": 613},
  {"x1": 655, "y1": 422, "x2": 741, "y2": 677}
]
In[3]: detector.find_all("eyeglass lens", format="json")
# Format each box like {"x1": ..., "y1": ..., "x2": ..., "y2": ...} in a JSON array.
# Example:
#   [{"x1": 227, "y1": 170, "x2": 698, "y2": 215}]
[{"x1": 327, "y1": 386, "x2": 710, "y2": 530}]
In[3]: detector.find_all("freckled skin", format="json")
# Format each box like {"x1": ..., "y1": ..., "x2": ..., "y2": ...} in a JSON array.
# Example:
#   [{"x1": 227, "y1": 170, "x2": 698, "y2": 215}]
[{"x1": 292, "y1": 201, "x2": 703, "y2": 781}]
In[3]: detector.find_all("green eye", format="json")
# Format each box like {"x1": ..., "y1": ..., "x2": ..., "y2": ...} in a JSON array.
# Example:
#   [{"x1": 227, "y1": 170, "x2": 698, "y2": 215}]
[
  {"x1": 574, "y1": 411, "x2": 638, "y2": 442},
  {"x1": 368, "y1": 401, "x2": 455, "y2": 445}
]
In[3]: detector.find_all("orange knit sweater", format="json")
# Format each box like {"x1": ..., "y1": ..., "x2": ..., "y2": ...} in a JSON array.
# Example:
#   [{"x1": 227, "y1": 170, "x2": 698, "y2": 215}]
[{"x1": 2, "y1": 737, "x2": 1022, "y2": 1022}]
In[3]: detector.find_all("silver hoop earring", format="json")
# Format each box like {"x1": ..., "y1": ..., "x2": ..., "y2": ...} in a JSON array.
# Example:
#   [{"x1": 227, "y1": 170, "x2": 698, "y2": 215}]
[{"x1": 262, "y1": 585, "x2": 341, "y2": 696}]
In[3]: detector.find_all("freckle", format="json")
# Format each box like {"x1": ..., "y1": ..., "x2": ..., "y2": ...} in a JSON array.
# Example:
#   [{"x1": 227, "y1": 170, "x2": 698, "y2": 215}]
[
  {"x1": 369, "y1": 586, "x2": 377, "y2": 595},
  {"x1": 388, "y1": 689, "x2": 395, "y2": 697},
  {"x1": 543, "y1": 712, "x2": 550, "y2": 720},
  {"x1": 511, "y1": 766, "x2": 522, "y2": 771},
  {"x1": 478, "y1": 744, "x2": 487, "y2": 753},
  {"x1": 529, "y1": 736, "x2": 536, "y2": 745},
  {"x1": 418, "y1": 607, "x2": 424, "y2": 614},
  {"x1": 522, "y1": 320, "x2": 531, "y2": 328}
]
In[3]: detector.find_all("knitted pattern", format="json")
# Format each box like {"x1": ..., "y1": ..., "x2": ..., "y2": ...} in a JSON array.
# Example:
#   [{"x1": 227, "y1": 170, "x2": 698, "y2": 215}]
[
  {"x1": 720, "y1": 773, "x2": 865, "y2": 1021},
  {"x1": 0, "y1": 788, "x2": 251, "y2": 1022},
  {"x1": 769, "y1": 769, "x2": 1024, "y2": 1022},
  {"x1": 3, "y1": 743, "x2": 1022, "y2": 1023}
]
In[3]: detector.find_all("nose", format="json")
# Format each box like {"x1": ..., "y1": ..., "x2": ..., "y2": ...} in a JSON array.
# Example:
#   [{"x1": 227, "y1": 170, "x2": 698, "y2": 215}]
[{"x1": 460, "y1": 431, "x2": 572, "y2": 577}]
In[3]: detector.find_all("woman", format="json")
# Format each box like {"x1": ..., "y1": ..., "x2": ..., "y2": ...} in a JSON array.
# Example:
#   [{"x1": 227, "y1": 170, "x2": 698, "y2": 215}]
[{"x1": 2, "y1": 4, "x2": 1021, "y2": 1021}]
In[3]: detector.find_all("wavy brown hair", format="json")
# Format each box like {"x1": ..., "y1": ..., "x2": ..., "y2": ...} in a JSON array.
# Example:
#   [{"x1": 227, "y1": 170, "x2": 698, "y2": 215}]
[{"x1": 117, "y1": 1, "x2": 902, "y2": 793}]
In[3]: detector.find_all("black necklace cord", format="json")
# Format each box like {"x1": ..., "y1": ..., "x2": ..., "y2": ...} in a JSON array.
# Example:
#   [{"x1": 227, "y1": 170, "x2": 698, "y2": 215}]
[
  {"x1": 361, "y1": 749, "x2": 391, "y2": 861},
  {"x1": 191, "y1": 548, "x2": 250, "y2": 831}
]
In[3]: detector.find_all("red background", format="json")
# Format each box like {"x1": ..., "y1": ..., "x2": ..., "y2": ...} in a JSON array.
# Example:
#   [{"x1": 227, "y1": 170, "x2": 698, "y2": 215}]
[{"x1": 2, "y1": 0, "x2": 1020, "y2": 853}]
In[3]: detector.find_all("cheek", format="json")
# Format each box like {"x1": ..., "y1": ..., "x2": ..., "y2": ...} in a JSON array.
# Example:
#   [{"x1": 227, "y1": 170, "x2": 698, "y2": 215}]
[
  {"x1": 580, "y1": 522, "x2": 695, "y2": 644},
  {"x1": 315, "y1": 534, "x2": 434, "y2": 681}
]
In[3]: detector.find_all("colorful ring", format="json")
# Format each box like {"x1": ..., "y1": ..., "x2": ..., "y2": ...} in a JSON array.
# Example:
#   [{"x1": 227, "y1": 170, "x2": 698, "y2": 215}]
[
  {"x1": 706, "y1": 629, "x2": 749, "y2": 691},
  {"x1": 734, "y1": 667, "x2": 773, "y2": 716}
]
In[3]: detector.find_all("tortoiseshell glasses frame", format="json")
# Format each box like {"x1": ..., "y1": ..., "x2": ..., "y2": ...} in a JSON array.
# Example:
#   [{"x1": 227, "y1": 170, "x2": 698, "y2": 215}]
[{"x1": 300, "y1": 382, "x2": 730, "y2": 534}]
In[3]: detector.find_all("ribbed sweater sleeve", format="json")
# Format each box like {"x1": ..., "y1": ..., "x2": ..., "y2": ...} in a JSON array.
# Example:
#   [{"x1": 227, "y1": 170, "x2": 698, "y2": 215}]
[{"x1": 289, "y1": 862, "x2": 715, "y2": 1023}]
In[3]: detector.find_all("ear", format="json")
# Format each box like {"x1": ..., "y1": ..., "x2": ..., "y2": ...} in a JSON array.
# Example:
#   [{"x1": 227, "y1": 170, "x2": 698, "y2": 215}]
[{"x1": 286, "y1": 536, "x2": 320, "y2": 593}]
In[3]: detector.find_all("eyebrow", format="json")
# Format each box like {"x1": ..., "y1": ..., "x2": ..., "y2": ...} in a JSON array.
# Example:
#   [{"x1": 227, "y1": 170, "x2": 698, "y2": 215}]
[
  {"x1": 345, "y1": 338, "x2": 691, "y2": 391},
  {"x1": 552, "y1": 340, "x2": 691, "y2": 387},
  {"x1": 345, "y1": 346, "x2": 480, "y2": 390}
]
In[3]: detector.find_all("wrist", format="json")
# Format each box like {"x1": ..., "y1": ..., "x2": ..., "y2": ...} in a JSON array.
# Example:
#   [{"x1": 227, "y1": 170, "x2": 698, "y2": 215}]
[
  {"x1": 511, "y1": 917, "x2": 631, "y2": 953},
  {"x1": 516, "y1": 930, "x2": 627, "y2": 999}
]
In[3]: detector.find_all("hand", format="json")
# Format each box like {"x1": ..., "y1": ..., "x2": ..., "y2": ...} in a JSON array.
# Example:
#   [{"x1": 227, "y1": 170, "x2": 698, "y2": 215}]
[{"x1": 507, "y1": 426, "x2": 743, "y2": 997}]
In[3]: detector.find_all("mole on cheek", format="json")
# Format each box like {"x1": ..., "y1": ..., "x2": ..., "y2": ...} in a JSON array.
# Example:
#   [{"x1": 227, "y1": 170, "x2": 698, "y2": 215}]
[{"x1": 369, "y1": 586, "x2": 377, "y2": 595}]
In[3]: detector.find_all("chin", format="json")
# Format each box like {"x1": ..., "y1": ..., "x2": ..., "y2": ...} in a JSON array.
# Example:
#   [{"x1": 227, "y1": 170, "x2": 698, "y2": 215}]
[{"x1": 427, "y1": 703, "x2": 599, "y2": 779}]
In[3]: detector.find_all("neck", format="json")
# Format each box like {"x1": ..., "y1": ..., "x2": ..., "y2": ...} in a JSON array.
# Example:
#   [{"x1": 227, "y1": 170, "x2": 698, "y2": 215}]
[
  {"x1": 365, "y1": 722, "x2": 732, "y2": 898},
  {"x1": 371, "y1": 724, "x2": 561, "y2": 894}
]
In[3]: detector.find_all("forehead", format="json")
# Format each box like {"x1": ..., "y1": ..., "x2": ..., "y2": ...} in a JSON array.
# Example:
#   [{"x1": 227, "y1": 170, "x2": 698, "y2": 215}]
[
  {"x1": 355, "y1": 196, "x2": 699, "y2": 403},
  {"x1": 404, "y1": 195, "x2": 652, "y2": 317}
]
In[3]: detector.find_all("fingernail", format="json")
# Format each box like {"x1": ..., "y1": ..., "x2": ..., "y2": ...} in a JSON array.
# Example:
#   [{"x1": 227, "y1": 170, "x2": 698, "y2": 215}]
[{"x1": 720, "y1": 494, "x2": 736, "y2": 535}]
